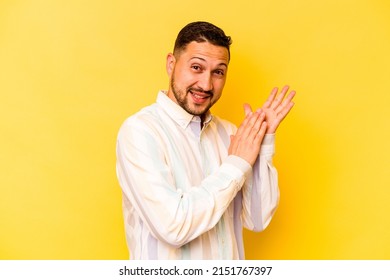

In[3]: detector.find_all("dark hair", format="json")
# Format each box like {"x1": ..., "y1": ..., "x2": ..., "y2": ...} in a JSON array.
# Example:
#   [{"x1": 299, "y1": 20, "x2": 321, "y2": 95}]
[{"x1": 173, "y1": 21, "x2": 232, "y2": 59}]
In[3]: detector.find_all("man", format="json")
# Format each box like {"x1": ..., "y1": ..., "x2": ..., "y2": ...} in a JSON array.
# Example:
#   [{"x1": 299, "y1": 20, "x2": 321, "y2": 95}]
[{"x1": 116, "y1": 21, "x2": 295, "y2": 259}]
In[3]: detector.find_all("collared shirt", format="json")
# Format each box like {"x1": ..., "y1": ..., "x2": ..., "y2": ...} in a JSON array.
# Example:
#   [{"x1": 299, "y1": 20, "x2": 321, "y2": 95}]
[{"x1": 116, "y1": 90, "x2": 279, "y2": 259}]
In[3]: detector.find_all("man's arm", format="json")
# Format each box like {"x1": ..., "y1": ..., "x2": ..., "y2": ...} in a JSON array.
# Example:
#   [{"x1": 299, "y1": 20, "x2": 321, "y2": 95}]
[
  {"x1": 241, "y1": 134, "x2": 279, "y2": 231},
  {"x1": 240, "y1": 86, "x2": 296, "y2": 231}
]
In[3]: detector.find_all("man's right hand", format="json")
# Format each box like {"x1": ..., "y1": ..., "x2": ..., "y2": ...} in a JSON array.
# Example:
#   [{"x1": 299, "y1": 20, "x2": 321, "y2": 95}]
[{"x1": 228, "y1": 109, "x2": 267, "y2": 166}]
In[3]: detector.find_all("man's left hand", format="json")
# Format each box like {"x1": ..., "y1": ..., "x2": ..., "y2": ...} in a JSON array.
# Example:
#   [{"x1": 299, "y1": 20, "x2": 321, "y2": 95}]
[{"x1": 244, "y1": 85, "x2": 296, "y2": 134}]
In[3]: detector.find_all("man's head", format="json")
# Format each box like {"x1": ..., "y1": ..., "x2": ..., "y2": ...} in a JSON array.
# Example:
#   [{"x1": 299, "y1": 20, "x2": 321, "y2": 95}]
[{"x1": 166, "y1": 21, "x2": 232, "y2": 117}]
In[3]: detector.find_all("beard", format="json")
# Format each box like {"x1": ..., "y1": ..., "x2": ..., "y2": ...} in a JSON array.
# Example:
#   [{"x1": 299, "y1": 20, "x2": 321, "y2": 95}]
[{"x1": 170, "y1": 76, "x2": 216, "y2": 117}]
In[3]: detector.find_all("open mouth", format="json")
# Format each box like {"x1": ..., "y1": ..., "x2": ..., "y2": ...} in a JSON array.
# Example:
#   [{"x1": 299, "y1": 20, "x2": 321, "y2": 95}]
[{"x1": 189, "y1": 90, "x2": 211, "y2": 104}]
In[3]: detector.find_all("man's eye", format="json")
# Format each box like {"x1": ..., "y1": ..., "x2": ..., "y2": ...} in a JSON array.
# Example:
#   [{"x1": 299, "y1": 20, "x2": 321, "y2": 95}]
[
  {"x1": 215, "y1": 70, "x2": 225, "y2": 76},
  {"x1": 192, "y1": 65, "x2": 201, "y2": 71}
]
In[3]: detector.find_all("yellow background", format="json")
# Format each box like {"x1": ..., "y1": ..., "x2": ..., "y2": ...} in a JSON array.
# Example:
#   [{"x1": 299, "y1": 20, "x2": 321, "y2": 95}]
[{"x1": 1, "y1": 0, "x2": 389, "y2": 259}]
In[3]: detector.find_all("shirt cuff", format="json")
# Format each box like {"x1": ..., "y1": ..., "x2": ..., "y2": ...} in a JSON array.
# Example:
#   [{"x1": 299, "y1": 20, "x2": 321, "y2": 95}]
[
  {"x1": 260, "y1": 134, "x2": 275, "y2": 156},
  {"x1": 224, "y1": 155, "x2": 252, "y2": 180}
]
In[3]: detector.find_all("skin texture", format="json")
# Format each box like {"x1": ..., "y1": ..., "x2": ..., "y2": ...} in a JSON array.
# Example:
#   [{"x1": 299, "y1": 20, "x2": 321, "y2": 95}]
[
  {"x1": 166, "y1": 41, "x2": 296, "y2": 166},
  {"x1": 244, "y1": 85, "x2": 296, "y2": 134},
  {"x1": 166, "y1": 41, "x2": 229, "y2": 118}
]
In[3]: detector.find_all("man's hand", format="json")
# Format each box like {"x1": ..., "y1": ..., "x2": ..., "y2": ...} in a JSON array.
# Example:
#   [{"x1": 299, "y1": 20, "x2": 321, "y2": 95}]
[
  {"x1": 228, "y1": 109, "x2": 268, "y2": 166},
  {"x1": 244, "y1": 85, "x2": 296, "y2": 134}
]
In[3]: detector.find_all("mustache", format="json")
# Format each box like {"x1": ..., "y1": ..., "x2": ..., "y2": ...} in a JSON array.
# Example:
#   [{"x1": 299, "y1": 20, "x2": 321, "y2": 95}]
[{"x1": 188, "y1": 87, "x2": 214, "y2": 96}]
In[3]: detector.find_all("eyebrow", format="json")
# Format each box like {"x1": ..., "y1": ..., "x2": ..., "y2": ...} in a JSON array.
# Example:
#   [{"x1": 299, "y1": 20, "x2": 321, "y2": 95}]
[{"x1": 190, "y1": 57, "x2": 228, "y2": 68}]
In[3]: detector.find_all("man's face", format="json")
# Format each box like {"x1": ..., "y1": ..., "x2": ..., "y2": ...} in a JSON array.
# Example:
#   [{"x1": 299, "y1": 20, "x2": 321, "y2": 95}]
[{"x1": 166, "y1": 41, "x2": 229, "y2": 116}]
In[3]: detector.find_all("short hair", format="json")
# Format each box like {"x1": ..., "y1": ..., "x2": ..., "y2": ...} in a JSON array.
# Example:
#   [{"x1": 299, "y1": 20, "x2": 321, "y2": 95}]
[{"x1": 173, "y1": 21, "x2": 232, "y2": 59}]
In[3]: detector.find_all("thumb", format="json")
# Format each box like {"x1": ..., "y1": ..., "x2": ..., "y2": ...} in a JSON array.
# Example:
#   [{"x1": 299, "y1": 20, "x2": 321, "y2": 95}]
[
  {"x1": 243, "y1": 103, "x2": 253, "y2": 116},
  {"x1": 228, "y1": 134, "x2": 235, "y2": 154}
]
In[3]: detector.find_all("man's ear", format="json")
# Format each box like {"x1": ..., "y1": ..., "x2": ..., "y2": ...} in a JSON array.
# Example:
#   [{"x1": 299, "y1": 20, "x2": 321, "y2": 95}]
[{"x1": 166, "y1": 53, "x2": 176, "y2": 77}]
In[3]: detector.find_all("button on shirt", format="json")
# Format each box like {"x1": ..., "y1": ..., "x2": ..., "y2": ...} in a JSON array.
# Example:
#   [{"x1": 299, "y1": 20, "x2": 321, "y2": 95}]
[{"x1": 116, "y1": 90, "x2": 279, "y2": 259}]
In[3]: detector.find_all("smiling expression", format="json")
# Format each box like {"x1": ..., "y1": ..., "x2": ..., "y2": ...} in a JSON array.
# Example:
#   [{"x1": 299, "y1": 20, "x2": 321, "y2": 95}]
[{"x1": 166, "y1": 41, "x2": 229, "y2": 117}]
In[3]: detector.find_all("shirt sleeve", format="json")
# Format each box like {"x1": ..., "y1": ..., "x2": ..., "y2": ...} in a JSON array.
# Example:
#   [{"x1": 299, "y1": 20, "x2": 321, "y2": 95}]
[
  {"x1": 116, "y1": 117, "x2": 251, "y2": 247},
  {"x1": 240, "y1": 134, "x2": 280, "y2": 231}
]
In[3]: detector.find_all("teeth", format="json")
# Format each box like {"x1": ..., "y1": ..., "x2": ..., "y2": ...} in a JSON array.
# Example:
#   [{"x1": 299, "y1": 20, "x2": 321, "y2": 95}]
[{"x1": 192, "y1": 92, "x2": 206, "y2": 99}]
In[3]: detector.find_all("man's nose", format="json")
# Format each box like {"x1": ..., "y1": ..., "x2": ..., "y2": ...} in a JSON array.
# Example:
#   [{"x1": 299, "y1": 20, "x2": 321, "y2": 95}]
[{"x1": 198, "y1": 72, "x2": 213, "y2": 92}]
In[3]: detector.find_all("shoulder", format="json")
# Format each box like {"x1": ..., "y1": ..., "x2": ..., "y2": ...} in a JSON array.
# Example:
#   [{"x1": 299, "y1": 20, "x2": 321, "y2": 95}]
[{"x1": 118, "y1": 104, "x2": 162, "y2": 138}]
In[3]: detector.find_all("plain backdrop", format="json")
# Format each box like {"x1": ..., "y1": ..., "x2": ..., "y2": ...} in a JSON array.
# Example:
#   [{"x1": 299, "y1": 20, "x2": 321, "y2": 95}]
[{"x1": 1, "y1": 0, "x2": 389, "y2": 259}]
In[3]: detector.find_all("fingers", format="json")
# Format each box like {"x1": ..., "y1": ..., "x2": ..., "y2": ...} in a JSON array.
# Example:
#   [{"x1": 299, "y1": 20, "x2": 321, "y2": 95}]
[
  {"x1": 228, "y1": 134, "x2": 235, "y2": 155},
  {"x1": 243, "y1": 103, "x2": 253, "y2": 116},
  {"x1": 277, "y1": 99, "x2": 295, "y2": 121},
  {"x1": 262, "y1": 87, "x2": 278, "y2": 109},
  {"x1": 251, "y1": 110, "x2": 267, "y2": 143},
  {"x1": 254, "y1": 120, "x2": 268, "y2": 144},
  {"x1": 228, "y1": 110, "x2": 267, "y2": 165},
  {"x1": 275, "y1": 90, "x2": 296, "y2": 115},
  {"x1": 262, "y1": 85, "x2": 293, "y2": 110},
  {"x1": 235, "y1": 110, "x2": 253, "y2": 138},
  {"x1": 249, "y1": 110, "x2": 265, "y2": 138},
  {"x1": 271, "y1": 85, "x2": 290, "y2": 110},
  {"x1": 236, "y1": 109, "x2": 266, "y2": 142},
  {"x1": 237, "y1": 111, "x2": 259, "y2": 139},
  {"x1": 268, "y1": 92, "x2": 295, "y2": 133}
]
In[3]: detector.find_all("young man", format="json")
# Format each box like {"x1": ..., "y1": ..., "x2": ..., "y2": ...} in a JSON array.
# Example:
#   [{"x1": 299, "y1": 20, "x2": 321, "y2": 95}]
[{"x1": 116, "y1": 21, "x2": 295, "y2": 259}]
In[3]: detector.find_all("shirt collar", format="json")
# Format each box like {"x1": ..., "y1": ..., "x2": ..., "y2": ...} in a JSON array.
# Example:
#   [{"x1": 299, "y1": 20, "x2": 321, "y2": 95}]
[{"x1": 156, "y1": 90, "x2": 213, "y2": 129}]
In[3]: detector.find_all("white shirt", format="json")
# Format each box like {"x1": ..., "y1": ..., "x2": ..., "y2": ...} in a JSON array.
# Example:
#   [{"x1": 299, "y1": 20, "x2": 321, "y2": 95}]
[{"x1": 116, "y1": 90, "x2": 279, "y2": 259}]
